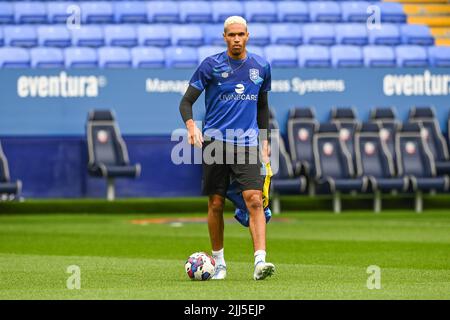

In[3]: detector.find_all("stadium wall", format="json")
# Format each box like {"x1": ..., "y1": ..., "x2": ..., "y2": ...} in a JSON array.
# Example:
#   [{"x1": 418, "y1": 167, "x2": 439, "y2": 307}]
[{"x1": 1, "y1": 68, "x2": 449, "y2": 198}]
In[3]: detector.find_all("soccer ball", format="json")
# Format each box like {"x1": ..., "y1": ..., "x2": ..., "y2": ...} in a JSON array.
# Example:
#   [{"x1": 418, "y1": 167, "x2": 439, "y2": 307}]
[{"x1": 185, "y1": 252, "x2": 216, "y2": 281}]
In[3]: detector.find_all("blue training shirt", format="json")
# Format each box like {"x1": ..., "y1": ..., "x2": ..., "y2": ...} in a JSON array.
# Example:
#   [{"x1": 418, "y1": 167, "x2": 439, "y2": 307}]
[{"x1": 189, "y1": 50, "x2": 271, "y2": 147}]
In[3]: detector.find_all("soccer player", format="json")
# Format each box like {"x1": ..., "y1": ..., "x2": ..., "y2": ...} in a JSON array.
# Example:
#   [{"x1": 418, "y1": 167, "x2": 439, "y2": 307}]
[{"x1": 179, "y1": 16, "x2": 275, "y2": 280}]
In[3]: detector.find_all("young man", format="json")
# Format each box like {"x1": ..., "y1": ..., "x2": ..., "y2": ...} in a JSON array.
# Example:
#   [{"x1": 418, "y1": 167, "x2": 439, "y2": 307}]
[{"x1": 179, "y1": 16, "x2": 275, "y2": 280}]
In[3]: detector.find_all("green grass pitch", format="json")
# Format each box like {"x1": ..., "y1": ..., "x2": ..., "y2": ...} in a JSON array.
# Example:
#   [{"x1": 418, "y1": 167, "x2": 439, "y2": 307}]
[{"x1": 0, "y1": 210, "x2": 449, "y2": 299}]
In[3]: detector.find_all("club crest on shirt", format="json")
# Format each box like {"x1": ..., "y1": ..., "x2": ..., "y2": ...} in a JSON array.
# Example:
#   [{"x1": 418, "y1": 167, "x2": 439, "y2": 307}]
[{"x1": 249, "y1": 69, "x2": 259, "y2": 82}]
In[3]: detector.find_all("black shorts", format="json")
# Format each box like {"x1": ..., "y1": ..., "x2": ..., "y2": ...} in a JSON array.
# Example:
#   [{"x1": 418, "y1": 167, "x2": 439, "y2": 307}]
[{"x1": 201, "y1": 139, "x2": 264, "y2": 197}]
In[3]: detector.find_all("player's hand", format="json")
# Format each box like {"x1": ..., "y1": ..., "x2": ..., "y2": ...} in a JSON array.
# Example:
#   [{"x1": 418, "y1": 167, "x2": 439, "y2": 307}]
[
  {"x1": 186, "y1": 120, "x2": 203, "y2": 148},
  {"x1": 261, "y1": 140, "x2": 270, "y2": 164}
]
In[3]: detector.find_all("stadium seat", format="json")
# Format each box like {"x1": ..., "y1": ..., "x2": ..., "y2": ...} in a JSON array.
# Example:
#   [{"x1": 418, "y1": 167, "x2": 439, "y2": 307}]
[
  {"x1": 114, "y1": 1, "x2": 147, "y2": 23},
  {"x1": 71, "y1": 25, "x2": 105, "y2": 47},
  {"x1": 303, "y1": 24, "x2": 335, "y2": 46},
  {"x1": 378, "y1": 2, "x2": 407, "y2": 23},
  {"x1": 165, "y1": 46, "x2": 198, "y2": 68},
  {"x1": 98, "y1": 47, "x2": 131, "y2": 68},
  {"x1": 409, "y1": 106, "x2": 450, "y2": 176},
  {"x1": 64, "y1": 47, "x2": 98, "y2": 68},
  {"x1": 331, "y1": 107, "x2": 360, "y2": 161},
  {"x1": 137, "y1": 25, "x2": 170, "y2": 47},
  {"x1": 335, "y1": 24, "x2": 368, "y2": 46},
  {"x1": 355, "y1": 123, "x2": 408, "y2": 212},
  {"x1": 179, "y1": 1, "x2": 212, "y2": 23},
  {"x1": 341, "y1": 1, "x2": 371, "y2": 23},
  {"x1": 400, "y1": 25, "x2": 434, "y2": 46},
  {"x1": 396, "y1": 123, "x2": 449, "y2": 212},
  {"x1": 313, "y1": 123, "x2": 369, "y2": 213},
  {"x1": 4, "y1": 26, "x2": 38, "y2": 48},
  {"x1": 277, "y1": 1, "x2": 309, "y2": 23},
  {"x1": 0, "y1": 28, "x2": 3, "y2": 46},
  {"x1": 309, "y1": 2, "x2": 342, "y2": 23},
  {"x1": 131, "y1": 46, "x2": 165, "y2": 68},
  {"x1": 246, "y1": 45, "x2": 264, "y2": 57},
  {"x1": 330, "y1": 45, "x2": 363, "y2": 68},
  {"x1": 247, "y1": 24, "x2": 270, "y2": 46},
  {"x1": 171, "y1": 25, "x2": 203, "y2": 47},
  {"x1": 0, "y1": 141, "x2": 22, "y2": 201},
  {"x1": 203, "y1": 24, "x2": 225, "y2": 46},
  {"x1": 395, "y1": 45, "x2": 428, "y2": 67},
  {"x1": 30, "y1": 47, "x2": 64, "y2": 68},
  {"x1": 47, "y1": 1, "x2": 76, "y2": 24},
  {"x1": 368, "y1": 24, "x2": 401, "y2": 46},
  {"x1": 14, "y1": 2, "x2": 47, "y2": 24},
  {"x1": 80, "y1": 2, "x2": 114, "y2": 24},
  {"x1": 297, "y1": 45, "x2": 331, "y2": 68},
  {"x1": 363, "y1": 45, "x2": 396, "y2": 67},
  {"x1": 0, "y1": 47, "x2": 30, "y2": 68},
  {"x1": 86, "y1": 110, "x2": 141, "y2": 201},
  {"x1": 0, "y1": 2, "x2": 14, "y2": 24},
  {"x1": 245, "y1": 1, "x2": 277, "y2": 23},
  {"x1": 104, "y1": 25, "x2": 138, "y2": 47},
  {"x1": 197, "y1": 45, "x2": 225, "y2": 62},
  {"x1": 270, "y1": 23, "x2": 303, "y2": 46},
  {"x1": 264, "y1": 45, "x2": 297, "y2": 68},
  {"x1": 147, "y1": 1, "x2": 179, "y2": 23},
  {"x1": 428, "y1": 46, "x2": 450, "y2": 67},
  {"x1": 211, "y1": 1, "x2": 244, "y2": 23},
  {"x1": 37, "y1": 26, "x2": 71, "y2": 48}
]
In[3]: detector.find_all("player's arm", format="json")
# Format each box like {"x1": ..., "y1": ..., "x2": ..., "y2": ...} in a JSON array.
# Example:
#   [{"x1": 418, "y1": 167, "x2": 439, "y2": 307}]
[
  {"x1": 179, "y1": 85, "x2": 204, "y2": 147},
  {"x1": 257, "y1": 90, "x2": 270, "y2": 163}
]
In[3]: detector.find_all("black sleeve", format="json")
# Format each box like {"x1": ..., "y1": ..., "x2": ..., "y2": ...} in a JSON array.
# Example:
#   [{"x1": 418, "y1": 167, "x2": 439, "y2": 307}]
[
  {"x1": 179, "y1": 85, "x2": 202, "y2": 123},
  {"x1": 257, "y1": 90, "x2": 269, "y2": 140}
]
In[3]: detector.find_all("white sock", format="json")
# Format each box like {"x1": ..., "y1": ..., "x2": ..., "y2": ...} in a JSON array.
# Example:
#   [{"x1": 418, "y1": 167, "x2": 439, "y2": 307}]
[
  {"x1": 212, "y1": 248, "x2": 226, "y2": 267},
  {"x1": 254, "y1": 250, "x2": 266, "y2": 266}
]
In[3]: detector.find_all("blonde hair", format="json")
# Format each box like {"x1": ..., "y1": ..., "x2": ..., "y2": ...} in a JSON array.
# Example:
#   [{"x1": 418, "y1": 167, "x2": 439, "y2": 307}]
[{"x1": 223, "y1": 16, "x2": 247, "y2": 33}]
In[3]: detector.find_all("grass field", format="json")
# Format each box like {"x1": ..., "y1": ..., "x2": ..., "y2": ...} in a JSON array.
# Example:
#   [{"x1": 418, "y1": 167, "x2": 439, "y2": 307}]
[{"x1": 0, "y1": 210, "x2": 450, "y2": 300}]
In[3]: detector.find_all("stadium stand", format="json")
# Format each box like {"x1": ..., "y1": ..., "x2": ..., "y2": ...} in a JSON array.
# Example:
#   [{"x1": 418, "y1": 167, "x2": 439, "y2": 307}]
[
  {"x1": 64, "y1": 47, "x2": 98, "y2": 68},
  {"x1": 0, "y1": 141, "x2": 22, "y2": 201},
  {"x1": 330, "y1": 107, "x2": 361, "y2": 163}
]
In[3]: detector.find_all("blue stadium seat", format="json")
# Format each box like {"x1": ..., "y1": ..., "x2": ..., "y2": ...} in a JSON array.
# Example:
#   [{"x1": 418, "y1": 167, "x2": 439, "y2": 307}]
[
  {"x1": 64, "y1": 47, "x2": 98, "y2": 68},
  {"x1": 98, "y1": 47, "x2": 131, "y2": 68},
  {"x1": 0, "y1": 2, "x2": 14, "y2": 24},
  {"x1": 400, "y1": 24, "x2": 434, "y2": 46},
  {"x1": 114, "y1": 1, "x2": 147, "y2": 23},
  {"x1": 81, "y1": 2, "x2": 114, "y2": 24},
  {"x1": 86, "y1": 110, "x2": 141, "y2": 201},
  {"x1": 30, "y1": 47, "x2": 64, "y2": 68},
  {"x1": 14, "y1": 2, "x2": 47, "y2": 24},
  {"x1": 197, "y1": 45, "x2": 225, "y2": 62},
  {"x1": 171, "y1": 25, "x2": 203, "y2": 47},
  {"x1": 245, "y1": 1, "x2": 277, "y2": 23},
  {"x1": 104, "y1": 25, "x2": 138, "y2": 47},
  {"x1": 247, "y1": 23, "x2": 270, "y2": 46},
  {"x1": 4, "y1": 26, "x2": 38, "y2": 48},
  {"x1": 428, "y1": 46, "x2": 450, "y2": 67},
  {"x1": 330, "y1": 45, "x2": 363, "y2": 68},
  {"x1": 335, "y1": 23, "x2": 368, "y2": 46},
  {"x1": 179, "y1": 1, "x2": 212, "y2": 23},
  {"x1": 147, "y1": 1, "x2": 179, "y2": 23},
  {"x1": 211, "y1": 1, "x2": 244, "y2": 23},
  {"x1": 378, "y1": 2, "x2": 407, "y2": 23},
  {"x1": 313, "y1": 123, "x2": 369, "y2": 213},
  {"x1": 368, "y1": 23, "x2": 401, "y2": 46},
  {"x1": 264, "y1": 45, "x2": 297, "y2": 68},
  {"x1": 165, "y1": 46, "x2": 198, "y2": 68},
  {"x1": 395, "y1": 45, "x2": 428, "y2": 67},
  {"x1": 277, "y1": 1, "x2": 309, "y2": 23},
  {"x1": 303, "y1": 23, "x2": 335, "y2": 46},
  {"x1": 47, "y1": 2, "x2": 76, "y2": 24},
  {"x1": 270, "y1": 23, "x2": 303, "y2": 46},
  {"x1": 37, "y1": 26, "x2": 71, "y2": 48},
  {"x1": 0, "y1": 47, "x2": 30, "y2": 68},
  {"x1": 131, "y1": 46, "x2": 165, "y2": 68},
  {"x1": 297, "y1": 45, "x2": 331, "y2": 68},
  {"x1": 0, "y1": 28, "x2": 3, "y2": 46},
  {"x1": 309, "y1": 2, "x2": 341, "y2": 23},
  {"x1": 137, "y1": 25, "x2": 170, "y2": 47},
  {"x1": 203, "y1": 24, "x2": 224, "y2": 46},
  {"x1": 331, "y1": 107, "x2": 360, "y2": 161},
  {"x1": 341, "y1": 1, "x2": 370, "y2": 23},
  {"x1": 0, "y1": 141, "x2": 22, "y2": 200},
  {"x1": 71, "y1": 25, "x2": 104, "y2": 47},
  {"x1": 363, "y1": 45, "x2": 396, "y2": 67},
  {"x1": 246, "y1": 45, "x2": 264, "y2": 57}
]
